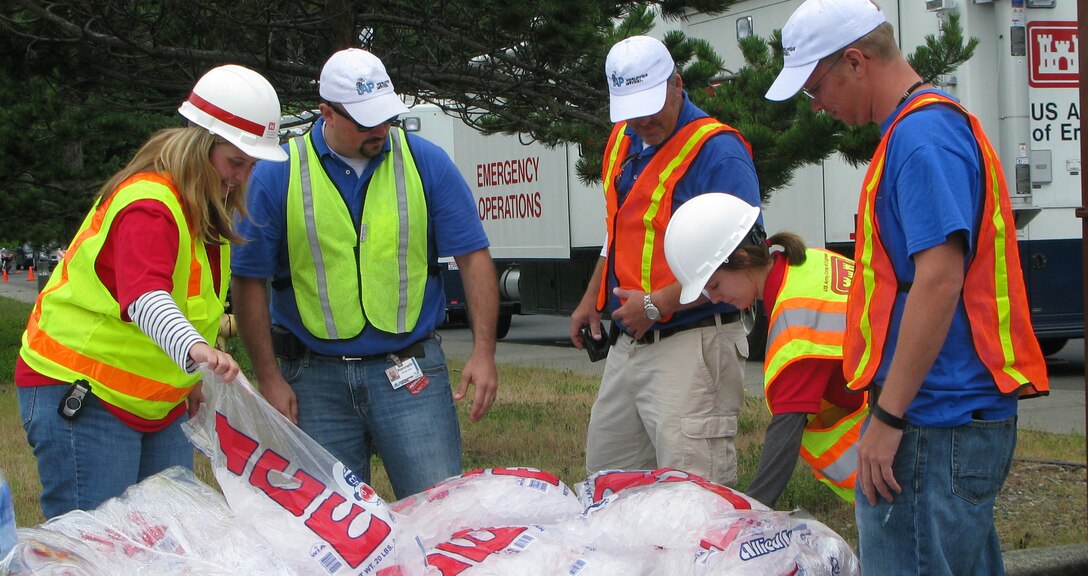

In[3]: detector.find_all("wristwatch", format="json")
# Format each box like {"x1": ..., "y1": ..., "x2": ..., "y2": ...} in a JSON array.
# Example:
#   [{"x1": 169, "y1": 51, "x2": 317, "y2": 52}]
[{"x1": 643, "y1": 293, "x2": 661, "y2": 321}]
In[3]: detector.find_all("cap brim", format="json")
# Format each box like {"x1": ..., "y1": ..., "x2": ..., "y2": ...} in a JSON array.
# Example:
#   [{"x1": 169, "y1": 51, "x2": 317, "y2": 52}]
[
  {"x1": 610, "y1": 82, "x2": 667, "y2": 122},
  {"x1": 765, "y1": 61, "x2": 818, "y2": 101},
  {"x1": 342, "y1": 94, "x2": 410, "y2": 128}
]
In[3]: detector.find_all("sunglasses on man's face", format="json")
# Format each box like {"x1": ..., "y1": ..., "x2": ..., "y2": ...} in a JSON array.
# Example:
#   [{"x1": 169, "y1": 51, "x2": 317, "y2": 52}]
[{"x1": 329, "y1": 103, "x2": 400, "y2": 132}]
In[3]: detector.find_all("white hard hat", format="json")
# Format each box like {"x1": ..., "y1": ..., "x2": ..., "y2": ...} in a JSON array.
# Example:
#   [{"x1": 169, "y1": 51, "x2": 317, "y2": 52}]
[
  {"x1": 178, "y1": 64, "x2": 288, "y2": 162},
  {"x1": 664, "y1": 193, "x2": 761, "y2": 305}
]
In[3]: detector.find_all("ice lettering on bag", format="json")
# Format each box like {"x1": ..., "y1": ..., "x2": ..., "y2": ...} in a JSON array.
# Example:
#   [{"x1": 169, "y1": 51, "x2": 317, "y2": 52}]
[
  {"x1": 249, "y1": 450, "x2": 324, "y2": 515},
  {"x1": 217, "y1": 410, "x2": 260, "y2": 475},
  {"x1": 588, "y1": 470, "x2": 650, "y2": 502},
  {"x1": 306, "y1": 492, "x2": 392, "y2": 568},
  {"x1": 738, "y1": 528, "x2": 793, "y2": 561},
  {"x1": 585, "y1": 468, "x2": 757, "y2": 510},
  {"x1": 214, "y1": 412, "x2": 392, "y2": 569},
  {"x1": 485, "y1": 467, "x2": 562, "y2": 486},
  {"x1": 128, "y1": 511, "x2": 184, "y2": 554},
  {"x1": 426, "y1": 526, "x2": 531, "y2": 575}
]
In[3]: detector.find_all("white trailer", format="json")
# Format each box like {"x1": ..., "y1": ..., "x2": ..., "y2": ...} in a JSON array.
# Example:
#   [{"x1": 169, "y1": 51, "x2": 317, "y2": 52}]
[
  {"x1": 402, "y1": 105, "x2": 605, "y2": 337},
  {"x1": 409, "y1": 0, "x2": 1082, "y2": 352}
]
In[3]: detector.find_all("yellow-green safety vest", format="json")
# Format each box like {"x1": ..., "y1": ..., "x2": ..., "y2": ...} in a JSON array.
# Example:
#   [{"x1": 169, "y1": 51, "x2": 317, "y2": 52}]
[
  {"x1": 764, "y1": 249, "x2": 865, "y2": 503},
  {"x1": 286, "y1": 128, "x2": 428, "y2": 339},
  {"x1": 20, "y1": 173, "x2": 227, "y2": 420}
]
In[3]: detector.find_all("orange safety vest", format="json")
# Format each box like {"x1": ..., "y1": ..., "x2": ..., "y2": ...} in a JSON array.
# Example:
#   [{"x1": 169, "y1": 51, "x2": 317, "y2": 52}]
[
  {"x1": 844, "y1": 93, "x2": 1049, "y2": 397},
  {"x1": 20, "y1": 173, "x2": 227, "y2": 420},
  {"x1": 597, "y1": 118, "x2": 752, "y2": 313},
  {"x1": 764, "y1": 249, "x2": 865, "y2": 502}
]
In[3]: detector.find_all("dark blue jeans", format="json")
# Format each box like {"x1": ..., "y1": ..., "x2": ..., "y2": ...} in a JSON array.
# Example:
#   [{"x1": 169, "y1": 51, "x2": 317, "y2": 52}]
[
  {"x1": 19, "y1": 384, "x2": 193, "y2": 519},
  {"x1": 855, "y1": 415, "x2": 1017, "y2": 575},
  {"x1": 280, "y1": 336, "x2": 462, "y2": 499}
]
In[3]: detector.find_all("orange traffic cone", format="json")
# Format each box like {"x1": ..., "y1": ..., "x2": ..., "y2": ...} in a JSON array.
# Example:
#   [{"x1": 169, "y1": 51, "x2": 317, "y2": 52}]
[
  {"x1": 2, "y1": 268, "x2": 7, "y2": 282},
  {"x1": 26, "y1": 266, "x2": 35, "y2": 282}
]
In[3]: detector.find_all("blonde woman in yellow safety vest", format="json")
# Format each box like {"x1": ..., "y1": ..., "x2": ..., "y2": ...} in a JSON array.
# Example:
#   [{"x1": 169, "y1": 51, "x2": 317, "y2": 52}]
[
  {"x1": 664, "y1": 193, "x2": 867, "y2": 507},
  {"x1": 16, "y1": 65, "x2": 287, "y2": 519}
]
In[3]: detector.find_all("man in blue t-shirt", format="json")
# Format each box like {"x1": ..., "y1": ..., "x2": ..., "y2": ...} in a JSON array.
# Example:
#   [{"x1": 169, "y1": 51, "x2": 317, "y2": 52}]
[
  {"x1": 232, "y1": 48, "x2": 499, "y2": 499},
  {"x1": 570, "y1": 35, "x2": 761, "y2": 488},
  {"x1": 766, "y1": 1, "x2": 1047, "y2": 574}
]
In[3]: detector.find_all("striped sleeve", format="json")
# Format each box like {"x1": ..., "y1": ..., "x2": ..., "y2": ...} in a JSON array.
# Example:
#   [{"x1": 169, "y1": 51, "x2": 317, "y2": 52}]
[{"x1": 127, "y1": 290, "x2": 207, "y2": 374}]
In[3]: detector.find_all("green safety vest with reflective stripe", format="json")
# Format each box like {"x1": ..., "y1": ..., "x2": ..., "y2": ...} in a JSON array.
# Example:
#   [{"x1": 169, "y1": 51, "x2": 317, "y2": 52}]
[
  {"x1": 21, "y1": 173, "x2": 227, "y2": 421},
  {"x1": 763, "y1": 249, "x2": 864, "y2": 503},
  {"x1": 286, "y1": 128, "x2": 428, "y2": 338}
]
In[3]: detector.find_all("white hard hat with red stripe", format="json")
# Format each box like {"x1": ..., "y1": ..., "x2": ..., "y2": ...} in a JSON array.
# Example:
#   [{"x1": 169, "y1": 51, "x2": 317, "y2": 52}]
[
  {"x1": 178, "y1": 64, "x2": 288, "y2": 162},
  {"x1": 665, "y1": 193, "x2": 761, "y2": 305}
]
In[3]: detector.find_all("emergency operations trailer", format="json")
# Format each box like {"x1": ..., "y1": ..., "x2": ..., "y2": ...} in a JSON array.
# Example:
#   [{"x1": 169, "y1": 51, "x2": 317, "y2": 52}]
[{"x1": 411, "y1": 0, "x2": 1082, "y2": 353}]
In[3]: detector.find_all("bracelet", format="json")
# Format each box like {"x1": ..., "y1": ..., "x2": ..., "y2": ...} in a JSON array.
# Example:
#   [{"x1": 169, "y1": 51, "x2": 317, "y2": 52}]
[{"x1": 870, "y1": 402, "x2": 909, "y2": 430}]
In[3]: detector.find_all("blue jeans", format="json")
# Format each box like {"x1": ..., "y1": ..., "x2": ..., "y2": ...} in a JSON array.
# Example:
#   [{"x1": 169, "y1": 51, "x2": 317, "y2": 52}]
[
  {"x1": 18, "y1": 384, "x2": 193, "y2": 519},
  {"x1": 280, "y1": 335, "x2": 461, "y2": 499},
  {"x1": 855, "y1": 415, "x2": 1017, "y2": 575}
]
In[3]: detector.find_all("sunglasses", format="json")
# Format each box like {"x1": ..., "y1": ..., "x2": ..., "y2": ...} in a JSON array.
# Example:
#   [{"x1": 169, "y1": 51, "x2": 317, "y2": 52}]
[
  {"x1": 801, "y1": 52, "x2": 844, "y2": 100},
  {"x1": 328, "y1": 103, "x2": 400, "y2": 132}
]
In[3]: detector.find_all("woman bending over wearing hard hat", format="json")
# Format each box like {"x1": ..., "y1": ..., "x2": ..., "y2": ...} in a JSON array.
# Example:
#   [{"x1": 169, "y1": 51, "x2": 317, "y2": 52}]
[
  {"x1": 15, "y1": 65, "x2": 288, "y2": 519},
  {"x1": 664, "y1": 193, "x2": 867, "y2": 508}
]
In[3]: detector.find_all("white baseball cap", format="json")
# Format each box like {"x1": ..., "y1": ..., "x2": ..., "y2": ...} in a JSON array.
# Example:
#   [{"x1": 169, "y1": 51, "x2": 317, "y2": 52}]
[
  {"x1": 605, "y1": 36, "x2": 676, "y2": 122},
  {"x1": 765, "y1": 0, "x2": 886, "y2": 101},
  {"x1": 319, "y1": 48, "x2": 409, "y2": 127}
]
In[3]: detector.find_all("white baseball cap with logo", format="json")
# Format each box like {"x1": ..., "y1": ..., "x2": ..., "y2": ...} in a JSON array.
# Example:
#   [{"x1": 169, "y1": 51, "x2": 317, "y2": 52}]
[
  {"x1": 319, "y1": 48, "x2": 410, "y2": 127},
  {"x1": 605, "y1": 36, "x2": 676, "y2": 123},
  {"x1": 765, "y1": 0, "x2": 886, "y2": 101}
]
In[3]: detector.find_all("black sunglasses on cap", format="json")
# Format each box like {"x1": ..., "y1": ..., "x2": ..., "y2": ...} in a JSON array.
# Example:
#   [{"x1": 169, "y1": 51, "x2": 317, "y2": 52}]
[{"x1": 328, "y1": 102, "x2": 400, "y2": 132}]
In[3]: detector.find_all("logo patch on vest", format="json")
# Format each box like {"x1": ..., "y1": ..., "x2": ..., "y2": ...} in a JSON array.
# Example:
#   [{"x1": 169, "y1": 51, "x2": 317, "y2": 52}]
[{"x1": 830, "y1": 256, "x2": 854, "y2": 295}]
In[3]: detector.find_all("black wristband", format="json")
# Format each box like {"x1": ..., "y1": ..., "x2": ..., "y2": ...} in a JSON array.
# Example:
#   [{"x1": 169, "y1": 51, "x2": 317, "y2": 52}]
[{"x1": 871, "y1": 402, "x2": 909, "y2": 430}]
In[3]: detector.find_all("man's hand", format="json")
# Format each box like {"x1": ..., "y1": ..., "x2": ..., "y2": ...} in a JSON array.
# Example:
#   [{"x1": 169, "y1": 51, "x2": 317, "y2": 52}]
[
  {"x1": 455, "y1": 350, "x2": 498, "y2": 422},
  {"x1": 258, "y1": 373, "x2": 299, "y2": 424},
  {"x1": 569, "y1": 301, "x2": 604, "y2": 349},
  {"x1": 610, "y1": 287, "x2": 655, "y2": 339},
  {"x1": 856, "y1": 419, "x2": 904, "y2": 506}
]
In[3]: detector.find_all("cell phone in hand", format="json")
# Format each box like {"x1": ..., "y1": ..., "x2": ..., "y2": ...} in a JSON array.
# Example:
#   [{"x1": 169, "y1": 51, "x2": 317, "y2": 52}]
[{"x1": 580, "y1": 323, "x2": 609, "y2": 362}]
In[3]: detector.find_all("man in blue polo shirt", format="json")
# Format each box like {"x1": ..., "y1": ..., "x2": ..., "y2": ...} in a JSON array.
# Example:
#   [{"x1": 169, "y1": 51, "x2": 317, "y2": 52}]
[
  {"x1": 232, "y1": 48, "x2": 500, "y2": 499},
  {"x1": 570, "y1": 36, "x2": 761, "y2": 487}
]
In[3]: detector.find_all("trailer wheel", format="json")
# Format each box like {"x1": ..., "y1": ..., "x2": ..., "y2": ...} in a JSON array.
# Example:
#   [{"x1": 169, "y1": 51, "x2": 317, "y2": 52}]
[{"x1": 496, "y1": 312, "x2": 512, "y2": 340}]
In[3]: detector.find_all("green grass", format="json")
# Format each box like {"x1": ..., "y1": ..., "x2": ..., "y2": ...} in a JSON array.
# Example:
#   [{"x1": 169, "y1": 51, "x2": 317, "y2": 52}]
[{"x1": 1, "y1": 296, "x2": 1084, "y2": 552}]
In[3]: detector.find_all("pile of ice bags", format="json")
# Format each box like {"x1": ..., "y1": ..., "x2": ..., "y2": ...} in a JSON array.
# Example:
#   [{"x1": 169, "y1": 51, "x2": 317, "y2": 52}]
[{"x1": 1, "y1": 371, "x2": 858, "y2": 576}]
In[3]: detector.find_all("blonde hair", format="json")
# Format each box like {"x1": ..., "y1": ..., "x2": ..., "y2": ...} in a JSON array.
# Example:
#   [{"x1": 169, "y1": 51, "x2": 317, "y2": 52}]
[
  {"x1": 96, "y1": 127, "x2": 248, "y2": 244},
  {"x1": 723, "y1": 231, "x2": 808, "y2": 269},
  {"x1": 850, "y1": 21, "x2": 900, "y2": 62}
]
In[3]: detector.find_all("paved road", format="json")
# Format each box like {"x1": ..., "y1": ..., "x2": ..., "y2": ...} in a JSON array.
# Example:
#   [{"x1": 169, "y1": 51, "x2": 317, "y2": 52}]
[
  {"x1": 4, "y1": 278, "x2": 1081, "y2": 436},
  {"x1": 439, "y1": 313, "x2": 1086, "y2": 437}
]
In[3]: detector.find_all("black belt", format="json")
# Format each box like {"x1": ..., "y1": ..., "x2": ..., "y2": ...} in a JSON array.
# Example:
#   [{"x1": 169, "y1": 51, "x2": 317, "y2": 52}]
[
  {"x1": 309, "y1": 332, "x2": 433, "y2": 362},
  {"x1": 628, "y1": 311, "x2": 741, "y2": 345}
]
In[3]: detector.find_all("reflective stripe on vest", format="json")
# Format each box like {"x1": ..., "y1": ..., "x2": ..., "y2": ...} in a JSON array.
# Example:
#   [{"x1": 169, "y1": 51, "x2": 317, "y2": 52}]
[
  {"x1": 764, "y1": 250, "x2": 853, "y2": 387},
  {"x1": 20, "y1": 173, "x2": 226, "y2": 420},
  {"x1": 844, "y1": 94, "x2": 1049, "y2": 396},
  {"x1": 798, "y1": 402, "x2": 867, "y2": 503},
  {"x1": 762, "y1": 250, "x2": 861, "y2": 503},
  {"x1": 597, "y1": 118, "x2": 753, "y2": 312},
  {"x1": 286, "y1": 128, "x2": 427, "y2": 338}
]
